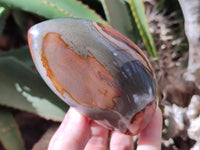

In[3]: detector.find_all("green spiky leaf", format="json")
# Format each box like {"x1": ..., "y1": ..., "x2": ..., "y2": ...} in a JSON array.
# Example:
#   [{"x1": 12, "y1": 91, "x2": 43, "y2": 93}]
[
  {"x1": 129, "y1": 0, "x2": 158, "y2": 57},
  {"x1": 0, "y1": 57, "x2": 68, "y2": 121},
  {"x1": 0, "y1": 46, "x2": 33, "y2": 67},
  {"x1": 101, "y1": 0, "x2": 140, "y2": 42},
  {"x1": 0, "y1": 0, "x2": 107, "y2": 24}
]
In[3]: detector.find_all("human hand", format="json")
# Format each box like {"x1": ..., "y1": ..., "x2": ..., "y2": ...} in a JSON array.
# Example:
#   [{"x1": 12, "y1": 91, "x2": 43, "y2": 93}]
[{"x1": 48, "y1": 107, "x2": 162, "y2": 150}]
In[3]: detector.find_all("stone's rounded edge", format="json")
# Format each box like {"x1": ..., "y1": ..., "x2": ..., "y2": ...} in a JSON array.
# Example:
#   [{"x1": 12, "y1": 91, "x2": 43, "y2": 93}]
[
  {"x1": 90, "y1": 21, "x2": 155, "y2": 77},
  {"x1": 27, "y1": 20, "x2": 81, "y2": 109},
  {"x1": 127, "y1": 100, "x2": 157, "y2": 136}
]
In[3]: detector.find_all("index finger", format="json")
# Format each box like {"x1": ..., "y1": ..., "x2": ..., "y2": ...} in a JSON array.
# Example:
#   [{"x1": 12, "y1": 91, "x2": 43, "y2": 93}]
[{"x1": 48, "y1": 107, "x2": 91, "y2": 150}]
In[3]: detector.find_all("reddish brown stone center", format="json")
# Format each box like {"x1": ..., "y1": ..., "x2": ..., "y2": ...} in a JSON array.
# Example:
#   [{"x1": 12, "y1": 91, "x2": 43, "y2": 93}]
[{"x1": 41, "y1": 32, "x2": 121, "y2": 110}]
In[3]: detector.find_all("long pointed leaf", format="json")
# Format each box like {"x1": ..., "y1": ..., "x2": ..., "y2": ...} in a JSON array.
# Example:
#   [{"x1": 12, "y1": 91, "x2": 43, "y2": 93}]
[
  {"x1": 0, "y1": 0, "x2": 107, "y2": 24},
  {"x1": 101, "y1": 0, "x2": 140, "y2": 42},
  {"x1": 0, "y1": 46, "x2": 33, "y2": 67},
  {"x1": 0, "y1": 57, "x2": 68, "y2": 121},
  {"x1": 0, "y1": 108, "x2": 25, "y2": 150},
  {"x1": 129, "y1": 0, "x2": 158, "y2": 57}
]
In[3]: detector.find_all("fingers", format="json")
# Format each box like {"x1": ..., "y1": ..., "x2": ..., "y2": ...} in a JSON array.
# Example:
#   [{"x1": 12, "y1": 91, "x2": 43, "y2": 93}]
[
  {"x1": 48, "y1": 107, "x2": 91, "y2": 150},
  {"x1": 110, "y1": 131, "x2": 134, "y2": 150},
  {"x1": 137, "y1": 108, "x2": 162, "y2": 150},
  {"x1": 48, "y1": 107, "x2": 162, "y2": 150},
  {"x1": 84, "y1": 121, "x2": 109, "y2": 150}
]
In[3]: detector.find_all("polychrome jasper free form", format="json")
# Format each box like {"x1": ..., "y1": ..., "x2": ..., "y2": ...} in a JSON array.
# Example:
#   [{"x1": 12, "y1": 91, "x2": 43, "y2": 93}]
[{"x1": 28, "y1": 18, "x2": 157, "y2": 135}]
